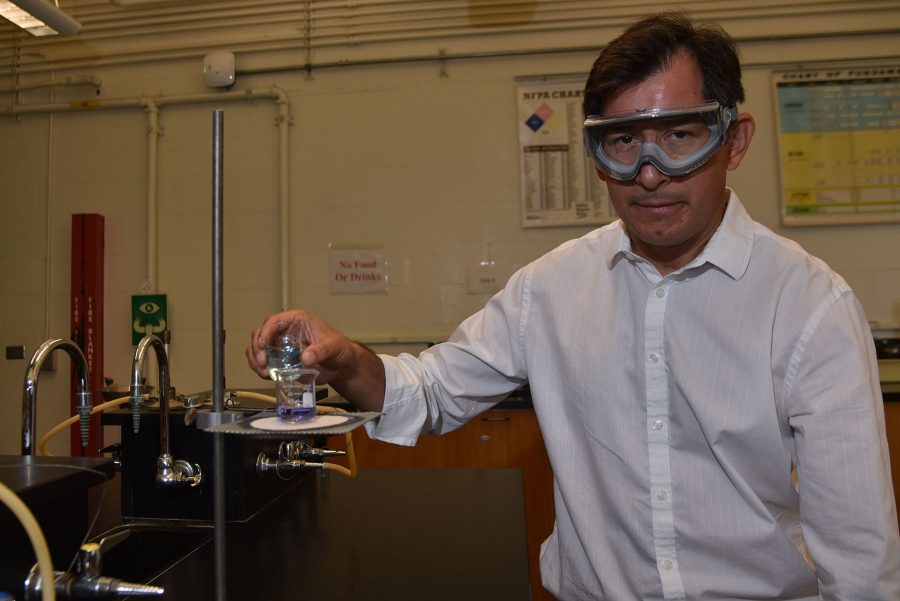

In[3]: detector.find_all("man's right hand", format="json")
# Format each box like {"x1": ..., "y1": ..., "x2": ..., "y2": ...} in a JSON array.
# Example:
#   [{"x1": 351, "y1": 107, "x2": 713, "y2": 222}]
[{"x1": 246, "y1": 309, "x2": 386, "y2": 412}]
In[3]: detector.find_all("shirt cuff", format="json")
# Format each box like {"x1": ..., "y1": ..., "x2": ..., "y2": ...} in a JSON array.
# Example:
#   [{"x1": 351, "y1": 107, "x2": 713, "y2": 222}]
[{"x1": 363, "y1": 353, "x2": 427, "y2": 446}]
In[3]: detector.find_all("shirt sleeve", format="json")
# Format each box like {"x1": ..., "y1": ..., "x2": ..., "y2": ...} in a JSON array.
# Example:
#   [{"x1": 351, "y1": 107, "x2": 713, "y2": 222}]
[
  {"x1": 784, "y1": 291, "x2": 900, "y2": 600},
  {"x1": 365, "y1": 265, "x2": 532, "y2": 446}
]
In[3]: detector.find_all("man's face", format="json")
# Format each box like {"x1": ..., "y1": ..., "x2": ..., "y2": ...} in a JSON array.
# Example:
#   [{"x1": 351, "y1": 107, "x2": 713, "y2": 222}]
[{"x1": 597, "y1": 51, "x2": 753, "y2": 274}]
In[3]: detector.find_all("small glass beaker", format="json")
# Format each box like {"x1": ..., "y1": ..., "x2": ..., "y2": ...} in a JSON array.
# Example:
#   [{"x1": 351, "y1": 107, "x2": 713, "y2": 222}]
[
  {"x1": 273, "y1": 367, "x2": 318, "y2": 422},
  {"x1": 264, "y1": 321, "x2": 303, "y2": 380}
]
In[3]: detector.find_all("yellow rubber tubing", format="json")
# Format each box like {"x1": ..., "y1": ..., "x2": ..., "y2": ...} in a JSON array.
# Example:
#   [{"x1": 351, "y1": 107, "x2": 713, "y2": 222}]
[
  {"x1": 322, "y1": 462, "x2": 353, "y2": 477},
  {"x1": 37, "y1": 397, "x2": 130, "y2": 457},
  {"x1": 0, "y1": 480, "x2": 56, "y2": 601},
  {"x1": 315, "y1": 403, "x2": 358, "y2": 478},
  {"x1": 231, "y1": 390, "x2": 275, "y2": 404}
]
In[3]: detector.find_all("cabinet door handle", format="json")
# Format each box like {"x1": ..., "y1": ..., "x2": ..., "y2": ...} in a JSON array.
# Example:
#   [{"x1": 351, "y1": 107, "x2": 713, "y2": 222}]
[{"x1": 482, "y1": 416, "x2": 510, "y2": 421}]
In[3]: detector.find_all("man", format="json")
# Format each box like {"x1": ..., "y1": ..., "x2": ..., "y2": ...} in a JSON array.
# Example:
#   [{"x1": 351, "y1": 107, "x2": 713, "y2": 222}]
[{"x1": 247, "y1": 12, "x2": 900, "y2": 600}]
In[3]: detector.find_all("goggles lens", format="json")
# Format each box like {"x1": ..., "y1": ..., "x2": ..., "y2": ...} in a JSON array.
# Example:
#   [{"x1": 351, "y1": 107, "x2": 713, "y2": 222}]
[{"x1": 583, "y1": 102, "x2": 737, "y2": 181}]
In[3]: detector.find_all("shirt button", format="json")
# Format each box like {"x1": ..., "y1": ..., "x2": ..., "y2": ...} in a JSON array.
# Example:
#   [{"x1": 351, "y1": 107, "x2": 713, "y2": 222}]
[
  {"x1": 656, "y1": 489, "x2": 668, "y2": 501},
  {"x1": 655, "y1": 287, "x2": 665, "y2": 298},
  {"x1": 663, "y1": 559, "x2": 673, "y2": 570},
  {"x1": 652, "y1": 419, "x2": 664, "y2": 430},
  {"x1": 648, "y1": 352, "x2": 659, "y2": 363}
]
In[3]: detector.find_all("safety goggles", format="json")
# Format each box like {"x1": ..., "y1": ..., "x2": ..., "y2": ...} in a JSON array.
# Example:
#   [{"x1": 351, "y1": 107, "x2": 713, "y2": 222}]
[{"x1": 583, "y1": 101, "x2": 738, "y2": 181}]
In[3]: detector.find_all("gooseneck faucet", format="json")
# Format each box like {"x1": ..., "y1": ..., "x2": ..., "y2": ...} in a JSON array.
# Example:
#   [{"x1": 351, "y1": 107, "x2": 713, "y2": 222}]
[
  {"x1": 22, "y1": 338, "x2": 93, "y2": 456},
  {"x1": 131, "y1": 334, "x2": 202, "y2": 489}
]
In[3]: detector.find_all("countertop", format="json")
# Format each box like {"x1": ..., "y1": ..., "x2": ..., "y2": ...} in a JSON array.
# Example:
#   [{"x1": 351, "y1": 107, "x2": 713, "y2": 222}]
[
  {"x1": 0, "y1": 455, "x2": 115, "y2": 498},
  {"x1": 144, "y1": 468, "x2": 531, "y2": 600}
]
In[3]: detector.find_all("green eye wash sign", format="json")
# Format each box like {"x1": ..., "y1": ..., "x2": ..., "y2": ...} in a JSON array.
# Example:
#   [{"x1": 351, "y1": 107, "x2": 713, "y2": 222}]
[{"x1": 132, "y1": 294, "x2": 167, "y2": 345}]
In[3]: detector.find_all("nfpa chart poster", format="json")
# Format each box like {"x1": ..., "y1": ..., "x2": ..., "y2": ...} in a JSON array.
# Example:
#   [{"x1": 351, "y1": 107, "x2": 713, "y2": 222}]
[{"x1": 517, "y1": 77, "x2": 614, "y2": 228}]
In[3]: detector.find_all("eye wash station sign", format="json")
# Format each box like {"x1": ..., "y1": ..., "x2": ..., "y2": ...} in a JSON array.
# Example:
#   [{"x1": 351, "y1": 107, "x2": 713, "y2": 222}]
[{"x1": 329, "y1": 247, "x2": 387, "y2": 294}]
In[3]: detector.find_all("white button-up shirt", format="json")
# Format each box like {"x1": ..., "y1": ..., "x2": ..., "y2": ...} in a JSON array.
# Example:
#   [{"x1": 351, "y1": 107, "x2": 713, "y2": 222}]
[{"x1": 369, "y1": 191, "x2": 900, "y2": 600}]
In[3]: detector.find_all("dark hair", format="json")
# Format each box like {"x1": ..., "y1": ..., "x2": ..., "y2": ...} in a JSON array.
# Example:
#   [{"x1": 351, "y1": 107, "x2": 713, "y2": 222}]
[{"x1": 582, "y1": 12, "x2": 744, "y2": 117}]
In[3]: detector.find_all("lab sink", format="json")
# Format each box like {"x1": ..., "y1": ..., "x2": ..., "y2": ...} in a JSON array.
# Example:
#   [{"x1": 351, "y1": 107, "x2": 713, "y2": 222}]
[
  {"x1": 0, "y1": 455, "x2": 117, "y2": 597},
  {"x1": 88, "y1": 522, "x2": 213, "y2": 584}
]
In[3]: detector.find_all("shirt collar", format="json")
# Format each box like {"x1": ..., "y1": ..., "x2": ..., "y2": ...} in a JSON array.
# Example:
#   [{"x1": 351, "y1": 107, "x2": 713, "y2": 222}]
[{"x1": 607, "y1": 188, "x2": 754, "y2": 280}]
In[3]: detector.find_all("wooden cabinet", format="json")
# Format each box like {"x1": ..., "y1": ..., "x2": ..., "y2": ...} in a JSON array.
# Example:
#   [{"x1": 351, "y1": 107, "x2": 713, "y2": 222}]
[
  {"x1": 328, "y1": 409, "x2": 556, "y2": 601},
  {"x1": 884, "y1": 401, "x2": 900, "y2": 525},
  {"x1": 325, "y1": 399, "x2": 900, "y2": 598},
  {"x1": 320, "y1": 392, "x2": 900, "y2": 601}
]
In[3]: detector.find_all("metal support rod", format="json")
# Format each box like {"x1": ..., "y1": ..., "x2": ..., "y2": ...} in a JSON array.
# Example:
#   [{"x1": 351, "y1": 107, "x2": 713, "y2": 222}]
[
  {"x1": 212, "y1": 109, "x2": 225, "y2": 415},
  {"x1": 211, "y1": 109, "x2": 227, "y2": 601}
]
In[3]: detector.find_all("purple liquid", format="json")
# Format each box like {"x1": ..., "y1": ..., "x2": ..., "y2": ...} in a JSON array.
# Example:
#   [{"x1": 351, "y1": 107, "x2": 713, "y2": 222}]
[{"x1": 276, "y1": 404, "x2": 316, "y2": 422}]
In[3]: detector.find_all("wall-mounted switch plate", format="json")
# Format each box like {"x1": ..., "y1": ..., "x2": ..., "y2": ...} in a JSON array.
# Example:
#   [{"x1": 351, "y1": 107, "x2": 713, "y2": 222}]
[
  {"x1": 6, "y1": 346, "x2": 55, "y2": 371},
  {"x1": 466, "y1": 260, "x2": 500, "y2": 295}
]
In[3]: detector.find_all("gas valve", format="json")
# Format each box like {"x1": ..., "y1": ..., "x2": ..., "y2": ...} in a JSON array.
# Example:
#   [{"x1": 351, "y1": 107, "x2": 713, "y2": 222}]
[
  {"x1": 256, "y1": 441, "x2": 346, "y2": 477},
  {"x1": 24, "y1": 538, "x2": 164, "y2": 600}
]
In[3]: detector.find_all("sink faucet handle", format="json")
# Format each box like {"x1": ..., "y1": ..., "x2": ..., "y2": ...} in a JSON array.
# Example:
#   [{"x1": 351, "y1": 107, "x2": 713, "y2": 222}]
[
  {"x1": 176, "y1": 459, "x2": 203, "y2": 488},
  {"x1": 155, "y1": 454, "x2": 203, "y2": 489},
  {"x1": 78, "y1": 542, "x2": 103, "y2": 579}
]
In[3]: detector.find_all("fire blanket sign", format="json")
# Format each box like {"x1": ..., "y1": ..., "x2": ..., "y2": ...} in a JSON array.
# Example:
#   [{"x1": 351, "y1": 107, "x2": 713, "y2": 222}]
[{"x1": 132, "y1": 294, "x2": 168, "y2": 345}]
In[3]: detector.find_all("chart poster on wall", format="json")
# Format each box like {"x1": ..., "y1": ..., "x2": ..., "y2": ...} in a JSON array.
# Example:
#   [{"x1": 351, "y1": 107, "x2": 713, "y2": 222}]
[
  {"x1": 516, "y1": 76, "x2": 615, "y2": 228},
  {"x1": 774, "y1": 65, "x2": 900, "y2": 226}
]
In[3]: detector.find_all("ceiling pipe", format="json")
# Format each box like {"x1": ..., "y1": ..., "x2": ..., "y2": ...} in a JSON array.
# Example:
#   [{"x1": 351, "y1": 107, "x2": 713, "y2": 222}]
[
  {"x1": 0, "y1": 0, "x2": 81, "y2": 36},
  {"x1": 12, "y1": 74, "x2": 101, "y2": 93}
]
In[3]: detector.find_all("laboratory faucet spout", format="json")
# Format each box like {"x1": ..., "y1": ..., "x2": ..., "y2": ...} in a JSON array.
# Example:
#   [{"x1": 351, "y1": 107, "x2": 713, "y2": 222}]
[
  {"x1": 22, "y1": 339, "x2": 93, "y2": 456},
  {"x1": 131, "y1": 335, "x2": 203, "y2": 489},
  {"x1": 130, "y1": 335, "x2": 170, "y2": 444}
]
